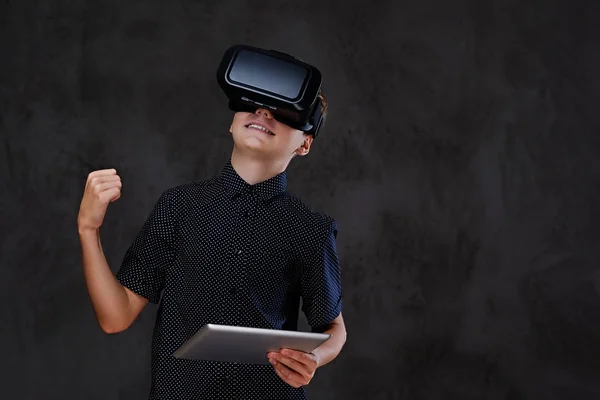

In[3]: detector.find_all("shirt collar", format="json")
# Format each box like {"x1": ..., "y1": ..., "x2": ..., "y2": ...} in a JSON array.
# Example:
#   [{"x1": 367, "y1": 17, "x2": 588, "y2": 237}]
[{"x1": 218, "y1": 159, "x2": 287, "y2": 202}]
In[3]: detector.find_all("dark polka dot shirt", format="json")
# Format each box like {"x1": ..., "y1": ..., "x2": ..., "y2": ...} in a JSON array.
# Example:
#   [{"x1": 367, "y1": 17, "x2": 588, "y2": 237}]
[{"x1": 116, "y1": 159, "x2": 343, "y2": 400}]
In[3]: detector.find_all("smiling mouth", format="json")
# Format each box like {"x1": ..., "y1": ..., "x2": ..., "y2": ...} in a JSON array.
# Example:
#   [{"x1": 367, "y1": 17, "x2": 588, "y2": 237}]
[{"x1": 245, "y1": 123, "x2": 274, "y2": 136}]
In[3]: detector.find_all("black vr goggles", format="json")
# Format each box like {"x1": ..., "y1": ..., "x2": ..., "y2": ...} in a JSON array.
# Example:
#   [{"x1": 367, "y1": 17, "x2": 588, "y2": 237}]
[{"x1": 216, "y1": 44, "x2": 326, "y2": 138}]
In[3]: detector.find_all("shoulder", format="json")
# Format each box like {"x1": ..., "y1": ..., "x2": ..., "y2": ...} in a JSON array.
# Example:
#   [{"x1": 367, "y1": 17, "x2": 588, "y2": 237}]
[
  {"x1": 278, "y1": 192, "x2": 338, "y2": 237},
  {"x1": 162, "y1": 178, "x2": 219, "y2": 199},
  {"x1": 157, "y1": 177, "x2": 223, "y2": 217}
]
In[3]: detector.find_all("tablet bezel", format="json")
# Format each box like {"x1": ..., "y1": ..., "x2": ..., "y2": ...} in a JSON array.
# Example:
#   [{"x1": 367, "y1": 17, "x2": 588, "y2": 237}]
[{"x1": 173, "y1": 323, "x2": 331, "y2": 365}]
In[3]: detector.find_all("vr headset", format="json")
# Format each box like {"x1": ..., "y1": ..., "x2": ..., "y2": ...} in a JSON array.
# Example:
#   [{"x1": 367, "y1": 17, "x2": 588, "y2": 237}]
[{"x1": 216, "y1": 44, "x2": 326, "y2": 138}]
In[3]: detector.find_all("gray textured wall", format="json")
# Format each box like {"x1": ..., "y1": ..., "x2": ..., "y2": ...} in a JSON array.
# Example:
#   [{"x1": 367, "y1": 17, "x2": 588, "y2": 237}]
[{"x1": 2, "y1": 0, "x2": 600, "y2": 399}]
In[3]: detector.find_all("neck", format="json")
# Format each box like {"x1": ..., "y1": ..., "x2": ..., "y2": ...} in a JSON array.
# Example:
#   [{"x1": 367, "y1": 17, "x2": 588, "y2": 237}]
[{"x1": 230, "y1": 148, "x2": 289, "y2": 185}]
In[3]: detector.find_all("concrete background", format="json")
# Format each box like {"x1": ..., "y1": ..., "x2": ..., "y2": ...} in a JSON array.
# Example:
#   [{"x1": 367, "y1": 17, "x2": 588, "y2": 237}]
[{"x1": 1, "y1": 0, "x2": 599, "y2": 399}]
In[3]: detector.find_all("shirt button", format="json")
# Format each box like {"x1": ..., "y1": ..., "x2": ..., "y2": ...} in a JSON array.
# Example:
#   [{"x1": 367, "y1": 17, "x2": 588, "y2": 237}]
[{"x1": 229, "y1": 287, "x2": 237, "y2": 295}]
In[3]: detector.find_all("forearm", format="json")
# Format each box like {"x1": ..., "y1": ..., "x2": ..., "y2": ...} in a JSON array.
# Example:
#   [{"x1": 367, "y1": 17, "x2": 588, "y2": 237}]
[
  {"x1": 78, "y1": 228, "x2": 132, "y2": 333},
  {"x1": 311, "y1": 318, "x2": 347, "y2": 367}
]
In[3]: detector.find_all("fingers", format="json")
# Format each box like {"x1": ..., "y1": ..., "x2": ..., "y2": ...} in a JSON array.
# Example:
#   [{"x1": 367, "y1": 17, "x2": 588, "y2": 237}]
[
  {"x1": 280, "y1": 349, "x2": 316, "y2": 367},
  {"x1": 89, "y1": 174, "x2": 121, "y2": 183},
  {"x1": 86, "y1": 170, "x2": 122, "y2": 201},
  {"x1": 271, "y1": 353, "x2": 310, "y2": 376},
  {"x1": 77, "y1": 168, "x2": 121, "y2": 231},
  {"x1": 87, "y1": 168, "x2": 117, "y2": 180},
  {"x1": 86, "y1": 169, "x2": 119, "y2": 187},
  {"x1": 271, "y1": 359, "x2": 305, "y2": 388},
  {"x1": 91, "y1": 180, "x2": 122, "y2": 194},
  {"x1": 269, "y1": 349, "x2": 317, "y2": 371},
  {"x1": 268, "y1": 349, "x2": 318, "y2": 388},
  {"x1": 87, "y1": 174, "x2": 121, "y2": 188},
  {"x1": 91, "y1": 181, "x2": 121, "y2": 202},
  {"x1": 103, "y1": 187, "x2": 121, "y2": 203},
  {"x1": 97, "y1": 186, "x2": 121, "y2": 203}
]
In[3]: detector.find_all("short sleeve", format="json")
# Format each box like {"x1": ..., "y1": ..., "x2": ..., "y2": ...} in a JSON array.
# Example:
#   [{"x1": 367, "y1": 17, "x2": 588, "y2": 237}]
[
  {"x1": 116, "y1": 189, "x2": 177, "y2": 304},
  {"x1": 301, "y1": 218, "x2": 343, "y2": 331}
]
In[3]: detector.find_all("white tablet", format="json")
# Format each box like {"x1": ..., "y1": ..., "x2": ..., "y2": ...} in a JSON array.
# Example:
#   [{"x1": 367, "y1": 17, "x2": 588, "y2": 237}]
[{"x1": 173, "y1": 323, "x2": 331, "y2": 365}]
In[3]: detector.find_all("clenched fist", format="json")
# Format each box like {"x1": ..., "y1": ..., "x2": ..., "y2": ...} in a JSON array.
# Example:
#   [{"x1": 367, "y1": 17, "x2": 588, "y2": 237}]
[{"x1": 78, "y1": 169, "x2": 122, "y2": 232}]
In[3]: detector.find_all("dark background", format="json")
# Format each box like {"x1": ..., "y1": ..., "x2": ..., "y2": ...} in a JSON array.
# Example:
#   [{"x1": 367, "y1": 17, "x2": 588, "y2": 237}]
[{"x1": 1, "y1": 0, "x2": 599, "y2": 399}]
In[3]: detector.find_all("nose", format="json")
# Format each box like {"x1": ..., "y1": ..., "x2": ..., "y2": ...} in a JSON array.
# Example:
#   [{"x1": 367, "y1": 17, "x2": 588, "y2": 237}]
[{"x1": 255, "y1": 107, "x2": 273, "y2": 119}]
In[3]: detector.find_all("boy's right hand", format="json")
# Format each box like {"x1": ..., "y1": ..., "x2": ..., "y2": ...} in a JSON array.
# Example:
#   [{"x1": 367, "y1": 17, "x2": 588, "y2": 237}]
[{"x1": 78, "y1": 169, "x2": 122, "y2": 232}]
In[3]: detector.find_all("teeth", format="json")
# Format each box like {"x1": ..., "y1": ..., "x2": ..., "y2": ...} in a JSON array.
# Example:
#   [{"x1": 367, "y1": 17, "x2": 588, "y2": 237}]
[{"x1": 248, "y1": 124, "x2": 272, "y2": 135}]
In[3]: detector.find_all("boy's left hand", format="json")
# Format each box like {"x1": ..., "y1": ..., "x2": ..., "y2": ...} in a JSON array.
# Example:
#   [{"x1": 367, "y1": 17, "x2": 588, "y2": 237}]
[{"x1": 267, "y1": 349, "x2": 320, "y2": 388}]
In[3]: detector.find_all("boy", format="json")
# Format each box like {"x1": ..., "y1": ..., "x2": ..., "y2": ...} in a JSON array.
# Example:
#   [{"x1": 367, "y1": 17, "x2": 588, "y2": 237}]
[{"x1": 78, "y1": 53, "x2": 346, "y2": 399}]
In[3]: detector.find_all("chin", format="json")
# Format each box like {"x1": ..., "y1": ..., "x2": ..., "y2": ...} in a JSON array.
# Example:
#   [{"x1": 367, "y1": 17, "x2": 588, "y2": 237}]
[{"x1": 232, "y1": 132, "x2": 268, "y2": 152}]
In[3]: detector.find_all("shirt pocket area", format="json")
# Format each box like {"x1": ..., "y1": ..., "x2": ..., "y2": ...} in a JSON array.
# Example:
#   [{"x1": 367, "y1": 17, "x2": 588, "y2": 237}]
[{"x1": 243, "y1": 248, "x2": 299, "y2": 315}]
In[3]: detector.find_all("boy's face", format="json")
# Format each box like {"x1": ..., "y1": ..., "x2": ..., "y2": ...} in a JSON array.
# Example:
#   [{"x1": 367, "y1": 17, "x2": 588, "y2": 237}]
[{"x1": 229, "y1": 108, "x2": 313, "y2": 161}]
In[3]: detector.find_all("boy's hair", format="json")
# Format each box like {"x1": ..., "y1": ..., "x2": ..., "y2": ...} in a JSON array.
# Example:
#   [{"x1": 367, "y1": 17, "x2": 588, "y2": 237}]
[
  {"x1": 305, "y1": 91, "x2": 327, "y2": 138},
  {"x1": 318, "y1": 91, "x2": 328, "y2": 121}
]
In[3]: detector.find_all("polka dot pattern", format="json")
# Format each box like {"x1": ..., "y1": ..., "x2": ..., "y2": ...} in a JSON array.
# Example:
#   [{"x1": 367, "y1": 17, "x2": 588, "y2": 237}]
[{"x1": 116, "y1": 159, "x2": 343, "y2": 399}]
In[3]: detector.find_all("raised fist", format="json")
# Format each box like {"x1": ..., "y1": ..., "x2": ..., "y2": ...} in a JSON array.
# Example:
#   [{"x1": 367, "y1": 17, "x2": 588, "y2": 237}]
[{"x1": 77, "y1": 169, "x2": 122, "y2": 232}]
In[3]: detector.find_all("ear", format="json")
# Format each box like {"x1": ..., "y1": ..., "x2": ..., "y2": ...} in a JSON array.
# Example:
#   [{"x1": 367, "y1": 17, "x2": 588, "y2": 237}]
[{"x1": 294, "y1": 135, "x2": 313, "y2": 157}]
